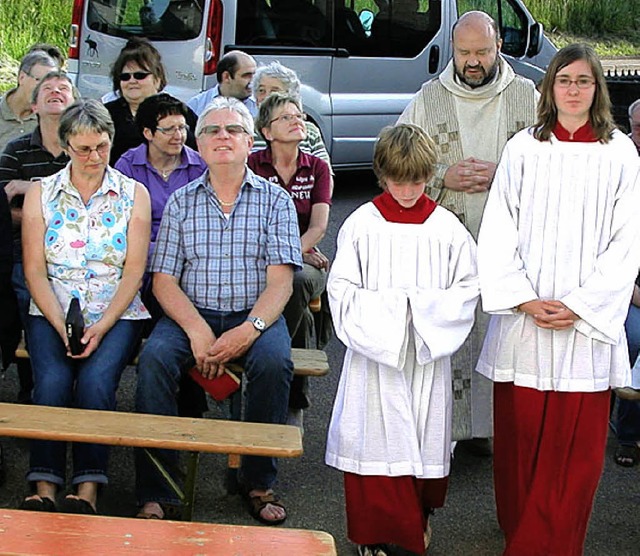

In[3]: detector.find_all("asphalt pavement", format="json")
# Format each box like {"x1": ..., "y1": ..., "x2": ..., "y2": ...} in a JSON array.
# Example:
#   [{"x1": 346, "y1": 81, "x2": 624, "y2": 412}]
[{"x1": 0, "y1": 173, "x2": 639, "y2": 555}]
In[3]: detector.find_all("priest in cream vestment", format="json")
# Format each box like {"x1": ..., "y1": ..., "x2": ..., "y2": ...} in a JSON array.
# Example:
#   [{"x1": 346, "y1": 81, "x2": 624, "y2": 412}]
[{"x1": 398, "y1": 11, "x2": 538, "y2": 440}]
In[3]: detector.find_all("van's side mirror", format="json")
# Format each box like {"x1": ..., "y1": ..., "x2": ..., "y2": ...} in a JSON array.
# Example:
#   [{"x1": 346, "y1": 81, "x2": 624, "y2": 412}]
[{"x1": 527, "y1": 22, "x2": 544, "y2": 58}]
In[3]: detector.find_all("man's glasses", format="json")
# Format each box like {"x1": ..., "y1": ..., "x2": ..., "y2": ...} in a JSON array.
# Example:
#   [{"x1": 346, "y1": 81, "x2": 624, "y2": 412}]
[
  {"x1": 156, "y1": 124, "x2": 189, "y2": 136},
  {"x1": 199, "y1": 124, "x2": 248, "y2": 137},
  {"x1": 554, "y1": 77, "x2": 595, "y2": 89},
  {"x1": 119, "y1": 71, "x2": 152, "y2": 82},
  {"x1": 67, "y1": 141, "x2": 111, "y2": 158},
  {"x1": 26, "y1": 72, "x2": 43, "y2": 82},
  {"x1": 269, "y1": 113, "x2": 307, "y2": 125}
]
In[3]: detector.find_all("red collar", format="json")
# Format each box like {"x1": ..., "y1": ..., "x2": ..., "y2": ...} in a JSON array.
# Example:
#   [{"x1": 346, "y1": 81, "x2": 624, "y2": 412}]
[
  {"x1": 554, "y1": 121, "x2": 598, "y2": 142},
  {"x1": 372, "y1": 191, "x2": 437, "y2": 224}
]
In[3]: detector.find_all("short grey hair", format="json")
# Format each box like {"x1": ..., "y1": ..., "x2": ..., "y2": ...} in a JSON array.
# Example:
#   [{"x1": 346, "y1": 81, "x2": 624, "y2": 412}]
[
  {"x1": 18, "y1": 51, "x2": 57, "y2": 84},
  {"x1": 629, "y1": 99, "x2": 640, "y2": 119},
  {"x1": 195, "y1": 96, "x2": 254, "y2": 137},
  {"x1": 58, "y1": 99, "x2": 115, "y2": 148},
  {"x1": 251, "y1": 61, "x2": 301, "y2": 103},
  {"x1": 31, "y1": 70, "x2": 79, "y2": 104}
]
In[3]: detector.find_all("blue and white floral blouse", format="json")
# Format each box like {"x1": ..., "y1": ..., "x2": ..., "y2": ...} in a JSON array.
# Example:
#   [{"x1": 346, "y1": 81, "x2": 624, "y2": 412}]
[{"x1": 29, "y1": 164, "x2": 150, "y2": 325}]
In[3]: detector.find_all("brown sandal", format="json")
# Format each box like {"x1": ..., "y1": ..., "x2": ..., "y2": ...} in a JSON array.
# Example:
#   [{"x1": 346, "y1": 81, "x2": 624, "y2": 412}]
[{"x1": 246, "y1": 491, "x2": 287, "y2": 526}]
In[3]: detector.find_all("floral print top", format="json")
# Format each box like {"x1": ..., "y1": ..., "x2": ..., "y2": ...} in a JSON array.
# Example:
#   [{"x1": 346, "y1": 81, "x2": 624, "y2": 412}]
[{"x1": 29, "y1": 164, "x2": 150, "y2": 325}]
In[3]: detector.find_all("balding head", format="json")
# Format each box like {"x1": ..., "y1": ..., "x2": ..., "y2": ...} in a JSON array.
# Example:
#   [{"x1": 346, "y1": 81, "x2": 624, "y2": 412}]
[
  {"x1": 629, "y1": 98, "x2": 640, "y2": 148},
  {"x1": 451, "y1": 11, "x2": 502, "y2": 89},
  {"x1": 217, "y1": 50, "x2": 257, "y2": 100},
  {"x1": 452, "y1": 11, "x2": 501, "y2": 44}
]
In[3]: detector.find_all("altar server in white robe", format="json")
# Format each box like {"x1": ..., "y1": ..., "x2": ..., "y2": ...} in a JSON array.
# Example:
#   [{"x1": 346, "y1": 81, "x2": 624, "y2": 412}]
[
  {"x1": 326, "y1": 124, "x2": 479, "y2": 556},
  {"x1": 476, "y1": 44, "x2": 640, "y2": 556}
]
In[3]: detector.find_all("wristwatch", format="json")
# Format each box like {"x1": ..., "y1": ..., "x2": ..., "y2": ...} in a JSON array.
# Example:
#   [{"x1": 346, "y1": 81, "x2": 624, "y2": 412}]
[{"x1": 246, "y1": 316, "x2": 267, "y2": 333}]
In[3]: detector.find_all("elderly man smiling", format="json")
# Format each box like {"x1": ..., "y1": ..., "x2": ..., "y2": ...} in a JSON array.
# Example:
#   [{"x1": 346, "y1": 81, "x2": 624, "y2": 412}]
[{"x1": 134, "y1": 97, "x2": 302, "y2": 525}]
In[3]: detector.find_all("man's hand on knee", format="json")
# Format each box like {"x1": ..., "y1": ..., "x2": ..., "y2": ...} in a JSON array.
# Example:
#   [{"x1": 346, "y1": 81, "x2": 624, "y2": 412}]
[{"x1": 207, "y1": 322, "x2": 260, "y2": 364}]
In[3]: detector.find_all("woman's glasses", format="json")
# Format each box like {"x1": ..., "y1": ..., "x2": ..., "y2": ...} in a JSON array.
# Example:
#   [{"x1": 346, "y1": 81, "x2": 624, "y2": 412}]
[
  {"x1": 67, "y1": 141, "x2": 111, "y2": 158},
  {"x1": 554, "y1": 77, "x2": 595, "y2": 89},
  {"x1": 156, "y1": 124, "x2": 189, "y2": 136},
  {"x1": 269, "y1": 112, "x2": 307, "y2": 125},
  {"x1": 120, "y1": 71, "x2": 152, "y2": 82}
]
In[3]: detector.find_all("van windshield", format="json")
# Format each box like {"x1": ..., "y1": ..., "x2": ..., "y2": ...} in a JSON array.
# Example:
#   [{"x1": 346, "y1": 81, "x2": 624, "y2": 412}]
[{"x1": 86, "y1": 0, "x2": 204, "y2": 40}]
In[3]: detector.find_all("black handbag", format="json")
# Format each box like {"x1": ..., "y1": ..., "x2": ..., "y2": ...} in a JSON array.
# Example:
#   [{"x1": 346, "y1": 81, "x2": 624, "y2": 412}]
[{"x1": 65, "y1": 297, "x2": 85, "y2": 355}]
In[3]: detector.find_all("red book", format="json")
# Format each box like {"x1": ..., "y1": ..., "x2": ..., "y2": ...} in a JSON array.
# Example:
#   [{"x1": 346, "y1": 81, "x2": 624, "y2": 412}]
[{"x1": 188, "y1": 367, "x2": 241, "y2": 401}]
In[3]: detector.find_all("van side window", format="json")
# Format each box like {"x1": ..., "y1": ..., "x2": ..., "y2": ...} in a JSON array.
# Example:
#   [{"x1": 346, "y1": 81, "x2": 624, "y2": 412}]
[
  {"x1": 86, "y1": 0, "x2": 204, "y2": 40},
  {"x1": 364, "y1": 0, "x2": 439, "y2": 57},
  {"x1": 460, "y1": 0, "x2": 528, "y2": 56},
  {"x1": 236, "y1": 0, "x2": 331, "y2": 47},
  {"x1": 236, "y1": 0, "x2": 440, "y2": 57}
]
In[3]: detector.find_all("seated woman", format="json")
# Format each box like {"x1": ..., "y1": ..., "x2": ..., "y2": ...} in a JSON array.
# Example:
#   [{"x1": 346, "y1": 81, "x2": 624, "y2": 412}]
[
  {"x1": 20, "y1": 99, "x2": 151, "y2": 514},
  {"x1": 115, "y1": 93, "x2": 208, "y2": 417},
  {"x1": 251, "y1": 62, "x2": 332, "y2": 173},
  {"x1": 248, "y1": 93, "x2": 331, "y2": 427},
  {"x1": 104, "y1": 37, "x2": 198, "y2": 165}
]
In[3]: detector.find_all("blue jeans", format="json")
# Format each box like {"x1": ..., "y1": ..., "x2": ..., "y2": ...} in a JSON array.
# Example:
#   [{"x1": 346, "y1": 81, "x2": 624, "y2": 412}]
[
  {"x1": 135, "y1": 310, "x2": 293, "y2": 506},
  {"x1": 616, "y1": 304, "x2": 640, "y2": 445},
  {"x1": 26, "y1": 315, "x2": 142, "y2": 487}
]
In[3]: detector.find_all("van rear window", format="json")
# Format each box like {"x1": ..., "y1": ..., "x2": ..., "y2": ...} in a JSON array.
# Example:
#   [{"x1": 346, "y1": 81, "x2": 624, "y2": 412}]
[{"x1": 86, "y1": 0, "x2": 203, "y2": 41}]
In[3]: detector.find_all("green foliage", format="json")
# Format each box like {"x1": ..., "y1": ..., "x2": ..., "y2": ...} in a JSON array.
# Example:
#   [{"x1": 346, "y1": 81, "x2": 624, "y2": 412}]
[
  {"x1": 526, "y1": 0, "x2": 640, "y2": 36},
  {"x1": 0, "y1": 0, "x2": 72, "y2": 61}
]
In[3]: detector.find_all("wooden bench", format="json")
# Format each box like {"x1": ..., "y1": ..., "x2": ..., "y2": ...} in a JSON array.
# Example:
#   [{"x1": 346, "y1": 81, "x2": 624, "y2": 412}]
[
  {"x1": 0, "y1": 509, "x2": 337, "y2": 555},
  {"x1": 12, "y1": 341, "x2": 329, "y2": 508},
  {"x1": 0, "y1": 402, "x2": 302, "y2": 522}
]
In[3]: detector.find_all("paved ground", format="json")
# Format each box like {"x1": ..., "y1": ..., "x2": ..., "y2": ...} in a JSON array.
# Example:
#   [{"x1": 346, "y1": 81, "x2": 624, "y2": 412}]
[{"x1": 1, "y1": 174, "x2": 640, "y2": 555}]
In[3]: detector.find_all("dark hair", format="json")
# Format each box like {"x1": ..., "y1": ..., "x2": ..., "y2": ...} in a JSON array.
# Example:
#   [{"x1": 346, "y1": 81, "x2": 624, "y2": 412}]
[
  {"x1": 255, "y1": 92, "x2": 303, "y2": 141},
  {"x1": 373, "y1": 124, "x2": 437, "y2": 187},
  {"x1": 110, "y1": 37, "x2": 167, "y2": 93},
  {"x1": 135, "y1": 93, "x2": 190, "y2": 138},
  {"x1": 534, "y1": 43, "x2": 614, "y2": 143},
  {"x1": 216, "y1": 52, "x2": 240, "y2": 82}
]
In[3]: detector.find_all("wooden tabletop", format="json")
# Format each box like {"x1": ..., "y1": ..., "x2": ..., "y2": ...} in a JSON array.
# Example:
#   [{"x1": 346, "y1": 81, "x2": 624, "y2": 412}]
[
  {"x1": 0, "y1": 403, "x2": 302, "y2": 457},
  {"x1": 0, "y1": 510, "x2": 337, "y2": 555}
]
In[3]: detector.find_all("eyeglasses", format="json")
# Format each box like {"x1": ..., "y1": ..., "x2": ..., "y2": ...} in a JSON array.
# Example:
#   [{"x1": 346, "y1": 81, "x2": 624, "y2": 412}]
[
  {"x1": 119, "y1": 71, "x2": 152, "y2": 82},
  {"x1": 554, "y1": 77, "x2": 595, "y2": 89},
  {"x1": 156, "y1": 124, "x2": 189, "y2": 136},
  {"x1": 199, "y1": 124, "x2": 248, "y2": 137},
  {"x1": 269, "y1": 112, "x2": 307, "y2": 125},
  {"x1": 67, "y1": 141, "x2": 111, "y2": 158},
  {"x1": 26, "y1": 72, "x2": 43, "y2": 82}
]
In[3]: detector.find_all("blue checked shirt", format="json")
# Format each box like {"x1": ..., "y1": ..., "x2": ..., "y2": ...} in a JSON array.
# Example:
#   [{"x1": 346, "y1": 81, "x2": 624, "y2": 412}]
[{"x1": 151, "y1": 168, "x2": 303, "y2": 312}]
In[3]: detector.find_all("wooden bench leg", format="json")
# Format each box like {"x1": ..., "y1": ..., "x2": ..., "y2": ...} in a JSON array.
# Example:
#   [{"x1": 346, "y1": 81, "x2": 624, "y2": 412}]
[{"x1": 182, "y1": 451, "x2": 199, "y2": 522}]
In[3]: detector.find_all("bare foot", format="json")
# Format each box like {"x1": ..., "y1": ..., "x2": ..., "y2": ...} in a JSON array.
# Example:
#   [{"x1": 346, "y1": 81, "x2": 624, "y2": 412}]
[{"x1": 136, "y1": 501, "x2": 164, "y2": 519}]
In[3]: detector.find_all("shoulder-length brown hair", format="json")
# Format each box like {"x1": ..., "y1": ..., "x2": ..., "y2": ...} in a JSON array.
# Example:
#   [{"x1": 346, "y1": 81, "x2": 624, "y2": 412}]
[{"x1": 533, "y1": 43, "x2": 615, "y2": 143}]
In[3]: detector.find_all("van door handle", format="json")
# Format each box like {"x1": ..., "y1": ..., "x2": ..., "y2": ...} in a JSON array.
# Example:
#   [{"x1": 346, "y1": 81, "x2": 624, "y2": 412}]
[
  {"x1": 335, "y1": 48, "x2": 350, "y2": 58},
  {"x1": 428, "y1": 45, "x2": 440, "y2": 74}
]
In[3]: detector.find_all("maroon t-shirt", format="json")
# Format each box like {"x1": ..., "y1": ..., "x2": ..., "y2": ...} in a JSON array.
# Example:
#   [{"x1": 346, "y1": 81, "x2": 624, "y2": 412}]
[{"x1": 248, "y1": 148, "x2": 332, "y2": 236}]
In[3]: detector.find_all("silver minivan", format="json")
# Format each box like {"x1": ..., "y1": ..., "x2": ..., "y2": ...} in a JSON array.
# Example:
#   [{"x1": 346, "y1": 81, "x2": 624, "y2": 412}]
[{"x1": 68, "y1": 0, "x2": 556, "y2": 169}]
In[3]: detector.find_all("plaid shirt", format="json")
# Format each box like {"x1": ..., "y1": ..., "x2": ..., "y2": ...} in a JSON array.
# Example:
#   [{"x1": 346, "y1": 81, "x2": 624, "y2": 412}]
[{"x1": 151, "y1": 167, "x2": 302, "y2": 312}]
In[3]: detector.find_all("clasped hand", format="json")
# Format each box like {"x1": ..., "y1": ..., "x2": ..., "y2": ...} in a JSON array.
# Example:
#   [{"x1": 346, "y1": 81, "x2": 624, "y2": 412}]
[
  {"x1": 444, "y1": 157, "x2": 497, "y2": 193},
  {"x1": 518, "y1": 300, "x2": 579, "y2": 330}
]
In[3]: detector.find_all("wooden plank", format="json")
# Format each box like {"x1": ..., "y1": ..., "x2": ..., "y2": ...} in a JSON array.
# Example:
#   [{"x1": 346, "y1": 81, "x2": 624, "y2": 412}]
[
  {"x1": 0, "y1": 510, "x2": 337, "y2": 555},
  {"x1": 14, "y1": 341, "x2": 330, "y2": 377},
  {"x1": 0, "y1": 403, "x2": 302, "y2": 457}
]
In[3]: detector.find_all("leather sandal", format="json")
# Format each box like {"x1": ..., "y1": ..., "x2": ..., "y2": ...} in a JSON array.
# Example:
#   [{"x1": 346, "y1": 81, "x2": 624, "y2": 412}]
[{"x1": 246, "y1": 490, "x2": 287, "y2": 526}]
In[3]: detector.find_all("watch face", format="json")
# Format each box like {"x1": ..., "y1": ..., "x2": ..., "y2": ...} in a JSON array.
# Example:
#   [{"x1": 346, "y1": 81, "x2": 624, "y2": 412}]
[{"x1": 250, "y1": 317, "x2": 266, "y2": 331}]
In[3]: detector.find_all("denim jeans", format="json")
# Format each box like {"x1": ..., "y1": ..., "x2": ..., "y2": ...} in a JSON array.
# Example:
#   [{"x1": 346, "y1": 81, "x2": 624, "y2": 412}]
[
  {"x1": 26, "y1": 315, "x2": 142, "y2": 487},
  {"x1": 616, "y1": 304, "x2": 640, "y2": 445},
  {"x1": 134, "y1": 309, "x2": 293, "y2": 506}
]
